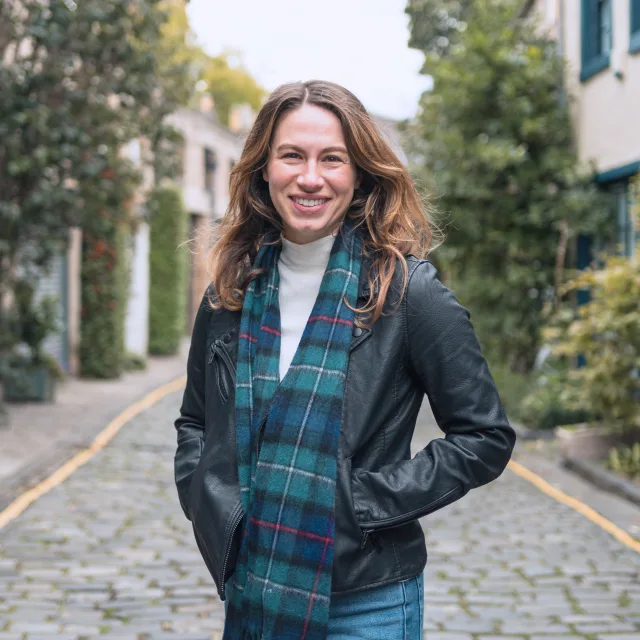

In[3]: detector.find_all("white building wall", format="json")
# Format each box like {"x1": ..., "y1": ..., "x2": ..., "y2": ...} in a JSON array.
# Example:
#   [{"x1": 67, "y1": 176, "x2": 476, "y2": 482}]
[
  {"x1": 124, "y1": 222, "x2": 150, "y2": 358},
  {"x1": 528, "y1": 0, "x2": 640, "y2": 173},
  {"x1": 167, "y1": 107, "x2": 243, "y2": 219}
]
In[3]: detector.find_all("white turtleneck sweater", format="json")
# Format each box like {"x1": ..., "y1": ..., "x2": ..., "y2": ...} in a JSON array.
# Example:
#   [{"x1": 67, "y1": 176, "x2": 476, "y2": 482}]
[{"x1": 278, "y1": 232, "x2": 336, "y2": 381}]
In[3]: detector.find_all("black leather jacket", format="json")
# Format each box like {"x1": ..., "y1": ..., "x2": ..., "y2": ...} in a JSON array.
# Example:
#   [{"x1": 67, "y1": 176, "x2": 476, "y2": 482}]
[{"x1": 174, "y1": 256, "x2": 515, "y2": 600}]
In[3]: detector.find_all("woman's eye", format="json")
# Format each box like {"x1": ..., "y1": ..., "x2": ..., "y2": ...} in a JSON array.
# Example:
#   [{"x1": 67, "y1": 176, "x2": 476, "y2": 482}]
[
  {"x1": 325, "y1": 156, "x2": 343, "y2": 163},
  {"x1": 283, "y1": 153, "x2": 301, "y2": 159}
]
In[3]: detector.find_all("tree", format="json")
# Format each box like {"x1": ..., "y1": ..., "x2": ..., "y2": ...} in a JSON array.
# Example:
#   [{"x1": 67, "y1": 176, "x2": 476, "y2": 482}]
[
  {"x1": 202, "y1": 52, "x2": 265, "y2": 127},
  {"x1": 406, "y1": 0, "x2": 475, "y2": 60},
  {"x1": 406, "y1": 0, "x2": 611, "y2": 373},
  {"x1": 0, "y1": 0, "x2": 185, "y2": 380}
]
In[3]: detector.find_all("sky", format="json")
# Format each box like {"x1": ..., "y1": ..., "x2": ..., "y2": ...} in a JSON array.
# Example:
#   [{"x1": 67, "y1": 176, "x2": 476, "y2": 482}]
[{"x1": 186, "y1": 0, "x2": 432, "y2": 122}]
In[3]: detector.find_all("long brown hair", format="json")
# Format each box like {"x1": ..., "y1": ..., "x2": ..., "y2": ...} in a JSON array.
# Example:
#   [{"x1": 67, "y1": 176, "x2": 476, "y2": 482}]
[{"x1": 208, "y1": 80, "x2": 440, "y2": 326}]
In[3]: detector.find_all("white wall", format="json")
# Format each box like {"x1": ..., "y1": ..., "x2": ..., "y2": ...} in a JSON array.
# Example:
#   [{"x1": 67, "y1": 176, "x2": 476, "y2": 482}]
[
  {"x1": 167, "y1": 108, "x2": 244, "y2": 218},
  {"x1": 124, "y1": 223, "x2": 150, "y2": 358}
]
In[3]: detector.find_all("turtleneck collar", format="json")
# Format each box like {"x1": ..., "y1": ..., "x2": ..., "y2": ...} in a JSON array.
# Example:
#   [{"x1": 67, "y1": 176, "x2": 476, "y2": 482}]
[{"x1": 279, "y1": 231, "x2": 336, "y2": 271}]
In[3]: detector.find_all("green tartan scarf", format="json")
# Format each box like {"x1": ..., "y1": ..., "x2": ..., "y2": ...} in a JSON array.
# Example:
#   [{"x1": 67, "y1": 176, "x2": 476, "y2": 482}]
[{"x1": 223, "y1": 223, "x2": 362, "y2": 640}]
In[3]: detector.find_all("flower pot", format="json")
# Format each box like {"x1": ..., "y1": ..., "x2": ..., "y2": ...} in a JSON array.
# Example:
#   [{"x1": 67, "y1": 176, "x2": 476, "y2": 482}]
[
  {"x1": 5, "y1": 364, "x2": 56, "y2": 403},
  {"x1": 556, "y1": 424, "x2": 639, "y2": 460}
]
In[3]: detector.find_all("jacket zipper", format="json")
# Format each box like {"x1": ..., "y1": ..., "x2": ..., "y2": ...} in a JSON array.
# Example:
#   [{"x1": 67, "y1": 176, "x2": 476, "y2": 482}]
[
  {"x1": 359, "y1": 485, "x2": 464, "y2": 551},
  {"x1": 220, "y1": 504, "x2": 244, "y2": 601}
]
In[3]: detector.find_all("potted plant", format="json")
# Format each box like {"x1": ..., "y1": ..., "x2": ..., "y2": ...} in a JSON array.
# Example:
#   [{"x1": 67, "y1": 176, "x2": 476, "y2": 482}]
[{"x1": 4, "y1": 280, "x2": 61, "y2": 402}]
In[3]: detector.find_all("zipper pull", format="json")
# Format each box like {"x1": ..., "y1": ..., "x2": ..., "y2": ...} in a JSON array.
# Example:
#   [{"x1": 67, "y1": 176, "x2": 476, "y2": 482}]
[
  {"x1": 360, "y1": 529, "x2": 372, "y2": 550},
  {"x1": 360, "y1": 529, "x2": 381, "y2": 552}
]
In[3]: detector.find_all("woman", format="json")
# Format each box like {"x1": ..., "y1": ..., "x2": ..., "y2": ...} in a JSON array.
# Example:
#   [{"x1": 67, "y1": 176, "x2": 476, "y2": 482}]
[{"x1": 174, "y1": 80, "x2": 515, "y2": 640}]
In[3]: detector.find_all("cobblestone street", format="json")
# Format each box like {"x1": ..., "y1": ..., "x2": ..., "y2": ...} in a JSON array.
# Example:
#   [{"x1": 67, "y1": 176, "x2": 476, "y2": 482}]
[{"x1": 1, "y1": 391, "x2": 639, "y2": 639}]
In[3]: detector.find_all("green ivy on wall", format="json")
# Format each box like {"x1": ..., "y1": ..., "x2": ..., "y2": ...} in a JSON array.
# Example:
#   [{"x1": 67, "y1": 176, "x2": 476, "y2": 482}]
[
  {"x1": 79, "y1": 221, "x2": 130, "y2": 379},
  {"x1": 148, "y1": 185, "x2": 188, "y2": 355}
]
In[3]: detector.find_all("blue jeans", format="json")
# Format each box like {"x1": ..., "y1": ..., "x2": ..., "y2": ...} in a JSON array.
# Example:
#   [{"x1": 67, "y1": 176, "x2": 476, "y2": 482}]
[{"x1": 224, "y1": 573, "x2": 424, "y2": 639}]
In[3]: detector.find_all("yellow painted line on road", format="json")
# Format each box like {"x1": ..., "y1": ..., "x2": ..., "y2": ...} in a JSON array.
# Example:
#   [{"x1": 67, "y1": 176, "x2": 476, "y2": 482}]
[
  {"x1": 0, "y1": 375, "x2": 187, "y2": 531},
  {"x1": 508, "y1": 459, "x2": 640, "y2": 553}
]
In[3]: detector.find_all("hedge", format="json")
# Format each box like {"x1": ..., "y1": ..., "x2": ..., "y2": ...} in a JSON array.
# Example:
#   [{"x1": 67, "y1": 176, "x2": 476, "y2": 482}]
[
  {"x1": 79, "y1": 222, "x2": 129, "y2": 378},
  {"x1": 148, "y1": 185, "x2": 188, "y2": 355}
]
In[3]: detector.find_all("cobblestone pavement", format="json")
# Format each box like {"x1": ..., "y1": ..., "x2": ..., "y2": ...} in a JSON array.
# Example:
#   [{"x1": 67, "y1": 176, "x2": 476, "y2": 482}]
[{"x1": 0, "y1": 392, "x2": 639, "y2": 639}]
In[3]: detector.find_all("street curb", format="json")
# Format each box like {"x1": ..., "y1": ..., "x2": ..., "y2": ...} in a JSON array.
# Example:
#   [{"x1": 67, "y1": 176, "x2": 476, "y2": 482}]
[{"x1": 562, "y1": 455, "x2": 640, "y2": 508}]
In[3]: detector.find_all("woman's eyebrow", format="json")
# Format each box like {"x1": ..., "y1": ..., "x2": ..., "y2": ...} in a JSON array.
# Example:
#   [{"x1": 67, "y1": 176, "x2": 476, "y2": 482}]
[{"x1": 276, "y1": 143, "x2": 348, "y2": 154}]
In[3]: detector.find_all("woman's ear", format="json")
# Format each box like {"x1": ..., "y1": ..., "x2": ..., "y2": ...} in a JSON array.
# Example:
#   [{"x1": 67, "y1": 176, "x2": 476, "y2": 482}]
[
  {"x1": 355, "y1": 171, "x2": 362, "y2": 190},
  {"x1": 262, "y1": 166, "x2": 269, "y2": 182}
]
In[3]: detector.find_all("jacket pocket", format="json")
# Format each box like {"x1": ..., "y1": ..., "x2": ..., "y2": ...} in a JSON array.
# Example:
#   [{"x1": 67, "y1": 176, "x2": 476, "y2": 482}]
[
  {"x1": 353, "y1": 474, "x2": 463, "y2": 535},
  {"x1": 174, "y1": 435, "x2": 203, "y2": 521},
  {"x1": 209, "y1": 339, "x2": 237, "y2": 404},
  {"x1": 191, "y1": 472, "x2": 244, "y2": 600}
]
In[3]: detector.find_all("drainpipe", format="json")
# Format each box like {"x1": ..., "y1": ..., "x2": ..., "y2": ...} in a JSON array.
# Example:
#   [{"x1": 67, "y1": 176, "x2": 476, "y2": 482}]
[{"x1": 558, "y1": 0, "x2": 566, "y2": 106}]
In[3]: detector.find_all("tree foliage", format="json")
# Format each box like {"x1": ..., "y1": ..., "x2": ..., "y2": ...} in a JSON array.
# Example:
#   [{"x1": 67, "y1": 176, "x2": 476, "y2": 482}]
[
  {"x1": 405, "y1": 0, "x2": 475, "y2": 61},
  {"x1": 406, "y1": 0, "x2": 612, "y2": 372},
  {"x1": 202, "y1": 52, "x2": 265, "y2": 127}
]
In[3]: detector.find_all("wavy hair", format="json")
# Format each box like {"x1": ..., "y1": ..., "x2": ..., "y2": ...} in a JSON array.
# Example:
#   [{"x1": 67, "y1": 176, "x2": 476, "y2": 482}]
[{"x1": 208, "y1": 79, "x2": 440, "y2": 326}]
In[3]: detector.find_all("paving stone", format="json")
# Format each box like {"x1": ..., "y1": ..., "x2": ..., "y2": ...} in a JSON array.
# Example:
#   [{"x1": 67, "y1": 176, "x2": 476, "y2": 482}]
[
  {"x1": 574, "y1": 625, "x2": 639, "y2": 634},
  {"x1": 530, "y1": 636, "x2": 585, "y2": 640},
  {"x1": 420, "y1": 635, "x2": 473, "y2": 640},
  {"x1": 445, "y1": 618, "x2": 498, "y2": 633},
  {"x1": 500, "y1": 622, "x2": 572, "y2": 634},
  {"x1": 9, "y1": 622, "x2": 60, "y2": 633}
]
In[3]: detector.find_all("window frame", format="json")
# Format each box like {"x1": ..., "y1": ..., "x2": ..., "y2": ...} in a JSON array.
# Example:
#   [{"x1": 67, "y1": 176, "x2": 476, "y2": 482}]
[{"x1": 580, "y1": 0, "x2": 613, "y2": 82}]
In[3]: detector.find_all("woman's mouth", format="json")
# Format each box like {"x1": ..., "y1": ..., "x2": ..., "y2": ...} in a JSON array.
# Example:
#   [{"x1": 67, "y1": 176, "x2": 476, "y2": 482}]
[{"x1": 289, "y1": 196, "x2": 330, "y2": 214}]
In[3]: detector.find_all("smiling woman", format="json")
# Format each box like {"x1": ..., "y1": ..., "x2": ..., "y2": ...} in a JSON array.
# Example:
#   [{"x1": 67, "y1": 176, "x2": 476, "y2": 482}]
[
  {"x1": 174, "y1": 80, "x2": 516, "y2": 640},
  {"x1": 262, "y1": 105, "x2": 359, "y2": 244}
]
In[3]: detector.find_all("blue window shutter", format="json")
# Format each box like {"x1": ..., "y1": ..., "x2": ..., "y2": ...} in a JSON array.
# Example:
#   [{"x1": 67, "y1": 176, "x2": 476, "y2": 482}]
[
  {"x1": 632, "y1": 0, "x2": 640, "y2": 32},
  {"x1": 581, "y1": 0, "x2": 594, "y2": 65},
  {"x1": 631, "y1": 0, "x2": 640, "y2": 53},
  {"x1": 581, "y1": 0, "x2": 612, "y2": 80}
]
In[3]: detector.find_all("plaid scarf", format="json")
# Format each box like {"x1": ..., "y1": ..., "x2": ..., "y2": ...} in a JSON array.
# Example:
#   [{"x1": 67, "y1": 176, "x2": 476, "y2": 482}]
[{"x1": 223, "y1": 224, "x2": 362, "y2": 640}]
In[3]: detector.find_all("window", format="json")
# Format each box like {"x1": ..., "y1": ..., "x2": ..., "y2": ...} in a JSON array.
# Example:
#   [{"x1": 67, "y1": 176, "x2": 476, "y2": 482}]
[
  {"x1": 617, "y1": 183, "x2": 637, "y2": 259},
  {"x1": 580, "y1": 0, "x2": 612, "y2": 81},
  {"x1": 631, "y1": 0, "x2": 640, "y2": 53},
  {"x1": 607, "y1": 182, "x2": 636, "y2": 259},
  {"x1": 204, "y1": 148, "x2": 217, "y2": 214}
]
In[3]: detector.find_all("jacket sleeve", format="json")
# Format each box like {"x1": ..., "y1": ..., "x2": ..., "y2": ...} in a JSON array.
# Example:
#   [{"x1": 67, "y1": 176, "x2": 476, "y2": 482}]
[
  {"x1": 174, "y1": 289, "x2": 212, "y2": 521},
  {"x1": 351, "y1": 260, "x2": 516, "y2": 529}
]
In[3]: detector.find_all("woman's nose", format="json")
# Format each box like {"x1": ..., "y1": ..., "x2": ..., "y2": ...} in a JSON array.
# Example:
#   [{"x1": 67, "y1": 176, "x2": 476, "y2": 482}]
[{"x1": 297, "y1": 163, "x2": 324, "y2": 189}]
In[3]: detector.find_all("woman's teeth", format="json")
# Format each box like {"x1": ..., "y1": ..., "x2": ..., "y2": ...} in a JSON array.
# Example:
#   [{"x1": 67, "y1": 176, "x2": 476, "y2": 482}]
[{"x1": 293, "y1": 198, "x2": 327, "y2": 207}]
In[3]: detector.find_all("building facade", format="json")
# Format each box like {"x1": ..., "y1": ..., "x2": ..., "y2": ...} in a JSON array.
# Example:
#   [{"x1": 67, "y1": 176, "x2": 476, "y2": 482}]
[
  {"x1": 524, "y1": 0, "x2": 640, "y2": 260},
  {"x1": 167, "y1": 106, "x2": 245, "y2": 329}
]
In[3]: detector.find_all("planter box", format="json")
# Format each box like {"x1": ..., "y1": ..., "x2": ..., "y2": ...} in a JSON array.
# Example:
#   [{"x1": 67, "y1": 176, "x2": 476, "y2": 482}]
[
  {"x1": 556, "y1": 424, "x2": 639, "y2": 460},
  {"x1": 5, "y1": 364, "x2": 56, "y2": 403}
]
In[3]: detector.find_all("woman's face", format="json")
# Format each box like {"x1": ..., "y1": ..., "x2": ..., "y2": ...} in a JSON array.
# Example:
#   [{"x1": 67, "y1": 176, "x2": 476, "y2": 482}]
[{"x1": 263, "y1": 104, "x2": 359, "y2": 245}]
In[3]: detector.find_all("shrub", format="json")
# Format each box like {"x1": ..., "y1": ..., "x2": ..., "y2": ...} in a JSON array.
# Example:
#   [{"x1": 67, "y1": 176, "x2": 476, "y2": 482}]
[
  {"x1": 607, "y1": 443, "x2": 640, "y2": 481},
  {"x1": 148, "y1": 185, "x2": 188, "y2": 355},
  {"x1": 544, "y1": 254, "x2": 640, "y2": 433},
  {"x1": 79, "y1": 222, "x2": 130, "y2": 378},
  {"x1": 124, "y1": 352, "x2": 147, "y2": 372},
  {"x1": 488, "y1": 361, "x2": 532, "y2": 425},
  {"x1": 520, "y1": 369, "x2": 592, "y2": 430}
]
